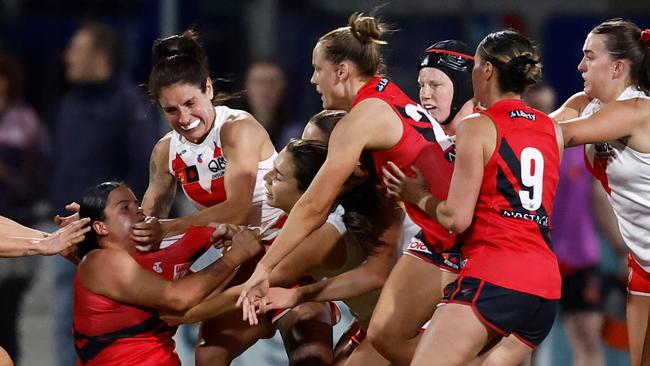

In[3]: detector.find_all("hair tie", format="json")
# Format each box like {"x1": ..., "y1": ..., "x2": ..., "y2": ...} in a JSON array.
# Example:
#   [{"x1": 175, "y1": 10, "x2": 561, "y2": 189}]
[
  {"x1": 642, "y1": 29, "x2": 650, "y2": 50},
  {"x1": 508, "y1": 55, "x2": 537, "y2": 69}
]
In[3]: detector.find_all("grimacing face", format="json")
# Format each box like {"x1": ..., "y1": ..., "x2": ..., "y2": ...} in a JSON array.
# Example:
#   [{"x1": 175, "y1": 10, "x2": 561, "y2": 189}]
[
  {"x1": 158, "y1": 81, "x2": 216, "y2": 144},
  {"x1": 263, "y1": 149, "x2": 303, "y2": 213},
  {"x1": 99, "y1": 186, "x2": 145, "y2": 244},
  {"x1": 418, "y1": 67, "x2": 454, "y2": 123}
]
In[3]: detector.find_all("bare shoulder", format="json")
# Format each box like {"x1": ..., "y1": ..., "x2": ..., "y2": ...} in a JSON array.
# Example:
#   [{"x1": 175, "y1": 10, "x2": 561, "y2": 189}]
[
  {"x1": 550, "y1": 92, "x2": 591, "y2": 121},
  {"x1": 456, "y1": 112, "x2": 492, "y2": 133},
  {"x1": 347, "y1": 98, "x2": 396, "y2": 123},
  {"x1": 565, "y1": 91, "x2": 591, "y2": 108},
  {"x1": 79, "y1": 248, "x2": 131, "y2": 272},
  {"x1": 455, "y1": 112, "x2": 497, "y2": 149},
  {"x1": 77, "y1": 248, "x2": 134, "y2": 288},
  {"x1": 152, "y1": 133, "x2": 172, "y2": 157},
  {"x1": 221, "y1": 109, "x2": 267, "y2": 141},
  {"x1": 621, "y1": 96, "x2": 650, "y2": 111},
  {"x1": 338, "y1": 98, "x2": 402, "y2": 150}
]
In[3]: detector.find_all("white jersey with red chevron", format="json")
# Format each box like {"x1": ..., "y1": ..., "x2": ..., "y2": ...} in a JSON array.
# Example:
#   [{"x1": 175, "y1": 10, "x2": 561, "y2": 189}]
[
  {"x1": 583, "y1": 86, "x2": 650, "y2": 269},
  {"x1": 168, "y1": 105, "x2": 283, "y2": 241}
]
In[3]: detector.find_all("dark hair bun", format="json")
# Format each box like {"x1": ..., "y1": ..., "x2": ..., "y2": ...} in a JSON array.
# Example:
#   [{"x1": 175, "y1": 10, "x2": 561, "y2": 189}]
[
  {"x1": 507, "y1": 55, "x2": 541, "y2": 85},
  {"x1": 152, "y1": 30, "x2": 203, "y2": 64}
]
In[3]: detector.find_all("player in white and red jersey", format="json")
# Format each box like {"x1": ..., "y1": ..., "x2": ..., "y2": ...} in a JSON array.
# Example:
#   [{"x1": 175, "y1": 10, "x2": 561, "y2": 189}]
[
  {"x1": 551, "y1": 19, "x2": 650, "y2": 366},
  {"x1": 140, "y1": 30, "x2": 335, "y2": 366},
  {"x1": 385, "y1": 30, "x2": 563, "y2": 365},
  {"x1": 161, "y1": 135, "x2": 400, "y2": 366}
]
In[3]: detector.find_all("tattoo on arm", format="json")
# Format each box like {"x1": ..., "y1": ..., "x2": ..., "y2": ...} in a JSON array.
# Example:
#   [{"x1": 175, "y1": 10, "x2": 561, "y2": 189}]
[
  {"x1": 150, "y1": 190, "x2": 175, "y2": 219},
  {"x1": 146, "y1": 145, "x2": 176, "y2": 218}
]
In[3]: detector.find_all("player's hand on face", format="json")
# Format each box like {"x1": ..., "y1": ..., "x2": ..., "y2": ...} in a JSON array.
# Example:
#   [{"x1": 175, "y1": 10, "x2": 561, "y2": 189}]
[
  {"x1": 54, "y1": 202, "x2": 81, "y2": 228},
  {"x1": 131, "y1": 216, "x2": 166, "y2": 250},
  {"x1": 382, "y1": 161, "x2": 430, "y2": 205}
]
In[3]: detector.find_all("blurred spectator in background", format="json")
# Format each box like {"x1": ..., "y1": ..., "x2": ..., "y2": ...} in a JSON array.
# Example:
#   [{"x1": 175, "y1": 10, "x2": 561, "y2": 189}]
[
  {"x1": 0, "y1": 54, "x2": 50, "y2": 365},
  {"x1": 525, "y1": 81, "x2": 605, "y2": 366},
  {"x1": 230, "y1": 59, "x2": 302, "y2": 149},
  {"x1": 49, "y1": 23, "x2": 159, "y2": 366}
]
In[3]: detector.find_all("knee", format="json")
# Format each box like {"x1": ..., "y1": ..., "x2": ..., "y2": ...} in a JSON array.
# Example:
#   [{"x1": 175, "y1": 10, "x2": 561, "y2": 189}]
[
  {"x1": 367, "y1": 323, "x2": 398, "y2": 356},
  {"x1": 291, "y1": 302, "x2": 331, "y2": 324},
  {"x1": 195, "y1": 344, "x2": 231, "y2": 366},
  {"x1": 289, "y1": 345, "x2": 333, "y2": 366}
]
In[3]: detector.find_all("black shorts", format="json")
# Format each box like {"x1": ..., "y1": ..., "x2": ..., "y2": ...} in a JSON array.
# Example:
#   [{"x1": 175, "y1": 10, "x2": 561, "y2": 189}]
[
  {"x1": 404, "y1": 230, "x2": 463, "y2": 273},
  {"x1": 442, "y1": 276, "x2": 558, "y2": 347},
  {"x1": 560, "y1": 265, "x2": 602, "y2": 314}
]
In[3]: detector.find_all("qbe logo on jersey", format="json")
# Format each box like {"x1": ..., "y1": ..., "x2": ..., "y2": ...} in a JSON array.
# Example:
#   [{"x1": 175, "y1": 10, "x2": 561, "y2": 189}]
[{"x1": 208, "y1": 156, "x2": 227, "y2": 179}]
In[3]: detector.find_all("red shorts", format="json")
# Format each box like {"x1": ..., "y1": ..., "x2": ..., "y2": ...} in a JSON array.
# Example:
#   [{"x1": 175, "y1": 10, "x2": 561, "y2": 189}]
[
  {"x1": 404, "y1": 230, "x2": 463, "y2": 273},
  {"x1": 627, "y1": 254, "x2": 650, "y2": 296}
]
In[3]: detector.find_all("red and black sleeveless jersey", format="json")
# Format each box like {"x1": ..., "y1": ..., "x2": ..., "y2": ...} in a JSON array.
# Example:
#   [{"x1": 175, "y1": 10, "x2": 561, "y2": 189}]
[
  {"x1": 461, "y1": 99, "x2": 561, "y2": 299},
  {"x1": 73, "y1": 226, "x2": 215, "y2": 365},
  {"x1": 351, "y1": 76, "x2": 457, "y2": 252}
]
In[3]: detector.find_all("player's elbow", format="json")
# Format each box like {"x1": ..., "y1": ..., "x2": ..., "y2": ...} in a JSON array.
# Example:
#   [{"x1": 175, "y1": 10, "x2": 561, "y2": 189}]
[
  {"x1": 300, "y1": 197, "x2": 331, "y2": 222},
  {"x1": 166, "y1": 296, "x2": 193, "y2": 312},
  {"x1": 164, "y1": 289, "x2": 201, "y2": 312},
  {"x1": 449, "y1": 214, "x2": 472, "y2": 234},
  {"x1": 366, "y1": 272, "x2": 388, "y2": 290},
  {"x1": 437, "y1": 202, "x2": 472, "y2": 234}
]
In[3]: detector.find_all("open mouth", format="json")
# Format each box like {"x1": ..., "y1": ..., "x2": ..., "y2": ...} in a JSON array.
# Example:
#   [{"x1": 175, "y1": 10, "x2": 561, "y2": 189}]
[{"x1": 181, "y1": 119, "x2": 201, "y2": 131}]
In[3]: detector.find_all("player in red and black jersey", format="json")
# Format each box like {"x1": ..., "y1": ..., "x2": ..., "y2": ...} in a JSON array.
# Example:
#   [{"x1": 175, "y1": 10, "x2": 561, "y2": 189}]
[
  {"x1": 72, "y1": 182, "x2": 261, "y2": 365},
  {"x1": 367, "y1": 40, "x2": 475, "y2": 366},
  {"x1": 384, "y1": 30, "x2": 563, "y2": 365},
  {"x1": 238, "y1": 13, "x2": 469, "y2": 330},
  {"x1": 237, "y1": 18, "x2": 478, "y2": 366}
]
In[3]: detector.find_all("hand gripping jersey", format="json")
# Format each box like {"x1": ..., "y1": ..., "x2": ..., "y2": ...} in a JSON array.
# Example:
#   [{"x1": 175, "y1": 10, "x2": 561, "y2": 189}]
[
  {"x1": 168, "y1": 105, "x2": 284, "y2": 241},
  {"x1": 73, "y1": 226, "x2": 215, "y2": 366},
  {"x1": 461, "y1": 99, "x2": 561, "y2": 299},
  {"x1": 583, "y1": 86, "x2": 650, "y2": 270},
  {"x1": 351, "y1": 76, "x2": 458, "y2": 253}
]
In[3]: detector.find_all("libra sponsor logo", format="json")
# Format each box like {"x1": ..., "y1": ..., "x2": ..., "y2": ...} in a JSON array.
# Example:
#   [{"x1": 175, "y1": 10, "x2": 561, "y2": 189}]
[
  {"x1": 509, "y1": 109, "x2": 536, "y2": 121},
  {"x1": 377, "y1": 78, "x2": 389, "y2": 92}
]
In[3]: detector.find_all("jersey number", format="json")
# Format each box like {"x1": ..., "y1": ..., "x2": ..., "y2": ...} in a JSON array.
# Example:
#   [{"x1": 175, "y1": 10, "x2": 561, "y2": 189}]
[{"x1": 518, "y1": 147, "x2": 544, "y2": 211}]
